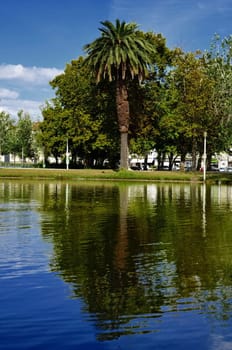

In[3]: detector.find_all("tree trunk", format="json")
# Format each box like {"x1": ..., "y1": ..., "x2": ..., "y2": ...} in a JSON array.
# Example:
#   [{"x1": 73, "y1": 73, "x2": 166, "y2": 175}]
[
  {"x1": 192, "y1": 136, "x2": 197, "y2": 171},
  {"x1": 143, "y1": 153, "x2": 148, "y2": 170},
  {"x1": 116, "y1": 80, "x2": 129, "y2": 169},
  {"x1": 120, "y1": 132, "x2": 128, "y2": 169},
  {"x1": 180, "y1": 153, "x2": 186, "y2": 172},
  {"x1": 168, "y1": 152, "x2": 174, "y2": 171}
]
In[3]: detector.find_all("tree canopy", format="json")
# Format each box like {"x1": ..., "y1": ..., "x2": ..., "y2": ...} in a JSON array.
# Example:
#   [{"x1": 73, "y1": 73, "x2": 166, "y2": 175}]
[
  {"x1": 83, "y1": 19, "x2": 155, "y2": 169},
  {"x1": 83, "y1": 19, "x2": 154, "y2": 83},
  {"x1": 2, "y1": 22, "x2": 232, "y2": 171}
]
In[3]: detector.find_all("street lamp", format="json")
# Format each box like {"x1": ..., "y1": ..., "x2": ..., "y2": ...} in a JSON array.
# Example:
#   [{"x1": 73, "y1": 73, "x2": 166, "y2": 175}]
[
  {"x1": 66, "y1": 139, "x2": 70, "y2": 170},
  {"x1": 203, "y1": 131, "x2": 207, "y2": 182}
]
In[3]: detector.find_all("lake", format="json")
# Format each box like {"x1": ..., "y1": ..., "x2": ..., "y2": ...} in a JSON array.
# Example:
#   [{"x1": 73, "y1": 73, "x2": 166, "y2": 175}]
[{"x1": 0, "y1": 180, "x2": 232, "y2": 349}]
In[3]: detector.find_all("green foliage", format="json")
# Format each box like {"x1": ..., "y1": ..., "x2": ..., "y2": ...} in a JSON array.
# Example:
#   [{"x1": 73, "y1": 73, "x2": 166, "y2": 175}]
[
  {"x1": 0, "y1": 111, "x2": 14, "y2": 155},
  {"x1": 40, "y1": 57, "x2": 119, "y2": 167},
  {"x1": 16, "y1": 110, "x2": 34, "y2": 159},
  {"x1": 204, "y1": 34, "x2": 232, "y2": 153},
  {"x1": 36, "y1": 26, "x2": 232, "y2": 169},
  {"x1": 128, "y1": 32, "x2": 173, "y2": 162},
  {"x1": 1, "y1": 28, "x2": 232, "y2": 170},
  {"x1": 40, "y1": 100, "x2": 66, "y2": 162},
  {"x1": 84, "y1": 19, "x2": 156, "y2": 169},
  {"x1": 0, "y1": 110, "x2": 34, "y2": 161},
  {"x1": 151, "y1": 50, "x2": 215, "y2": 169},
  {"x1": 84, "y1": 19, "x2": 154, "y2": 83}
]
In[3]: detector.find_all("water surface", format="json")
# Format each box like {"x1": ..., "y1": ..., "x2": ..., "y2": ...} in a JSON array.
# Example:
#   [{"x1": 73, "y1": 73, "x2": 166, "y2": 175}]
[{"x1": 0, "y1": 181, "x2": 232, "y2": 349}]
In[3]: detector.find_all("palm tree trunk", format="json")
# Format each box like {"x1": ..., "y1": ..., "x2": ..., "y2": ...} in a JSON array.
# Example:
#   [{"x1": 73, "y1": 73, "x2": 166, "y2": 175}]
[
  {"x1": 116, "y1": 80, "x2": 129, "y2": 169},
  {"x1": 120, "y1": 132, "x2": 128, "y2": 169}
]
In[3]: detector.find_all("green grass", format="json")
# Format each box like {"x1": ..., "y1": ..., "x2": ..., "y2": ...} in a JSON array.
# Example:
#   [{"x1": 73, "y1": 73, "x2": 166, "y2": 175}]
[{"x1": 1, "y1": 167, "x2": 231, "y2": 183}]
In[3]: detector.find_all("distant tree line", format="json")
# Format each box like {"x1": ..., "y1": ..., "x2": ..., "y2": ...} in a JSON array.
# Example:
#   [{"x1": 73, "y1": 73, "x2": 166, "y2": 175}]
[
  {"x1": 1, "y1": 20, "x2": 232, "y2": 170},
  {"x1": 0, "y1": 110, "x2": 38, "y2": 164}
]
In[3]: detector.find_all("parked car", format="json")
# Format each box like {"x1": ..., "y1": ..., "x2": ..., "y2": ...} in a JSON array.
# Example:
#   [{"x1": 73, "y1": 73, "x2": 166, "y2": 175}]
[
  {"x1": 210, "y1": 166, "x2": 219, "y2": 171},
  {"x1": 159, "y1": 166, "x2": 169, "y2": 171},
  {"x1": 130, "y1": 163, "x2": 142, "y2": 170}
]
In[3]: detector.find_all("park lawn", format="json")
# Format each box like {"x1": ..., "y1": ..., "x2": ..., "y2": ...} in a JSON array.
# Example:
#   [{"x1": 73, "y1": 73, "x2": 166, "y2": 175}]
[
  {"x1": 0, "y1": 167, "x2": 196, "y2": 181},
  {"x1": 0, "y1": 167, "x2": 231, "y2": 183}
]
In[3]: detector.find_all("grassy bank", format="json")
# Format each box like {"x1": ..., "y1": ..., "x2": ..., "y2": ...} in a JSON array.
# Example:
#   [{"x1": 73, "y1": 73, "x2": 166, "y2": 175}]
[{"x1": 0, "y1": 167, "x2": 232, "y2": 183}]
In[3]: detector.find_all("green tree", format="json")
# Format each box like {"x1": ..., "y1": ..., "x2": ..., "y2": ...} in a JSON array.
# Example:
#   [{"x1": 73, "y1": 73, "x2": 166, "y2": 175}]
[
  {"x1": 163, "y1": 51, "x2": 214, "y2": 170},
  {"x1": 42, "y1": 57, "x2": 119, "y2": 167},
  {"x1": 0, "y1": 111, "x2": 14, "y2": 156},
  {"x1": 16, "y1": 110, "x2": 34, "y2": 162},
  {"x1": 204, "y1": 35, "x2": 232, "y2": 161},
  {"x1": 128, "y1": 33, "x2": 174, "y2": 169},
  {"x1": 40, "y1": 100, "x2": 65, "y2": 164},
  {"x1": 84, "y1": 19, "x2": 155, "y2": 169}
]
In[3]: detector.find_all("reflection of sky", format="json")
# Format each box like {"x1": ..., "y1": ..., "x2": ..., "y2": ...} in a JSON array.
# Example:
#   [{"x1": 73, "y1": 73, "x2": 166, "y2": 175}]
[
  {"x1": 211, "y1": 334, "x2": 232, "y2": 350},
  {"x1": 0, "y1": 200, "x2": 102, "y2": 349},
  {"x1": 0, "y1": 202, "x2": 50, "y2": 278}
]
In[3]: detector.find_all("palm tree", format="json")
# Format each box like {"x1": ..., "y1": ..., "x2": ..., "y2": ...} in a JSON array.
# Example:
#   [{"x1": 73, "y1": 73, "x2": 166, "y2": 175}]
[{"x1": 84, "y1": 19, "x2": 154, "y2": 169}]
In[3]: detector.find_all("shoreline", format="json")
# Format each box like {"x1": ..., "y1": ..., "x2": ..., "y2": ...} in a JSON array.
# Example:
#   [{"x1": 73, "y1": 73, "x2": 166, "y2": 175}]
[{"x1": 0, "y1": 167, "x2": 231, "y2": 184}]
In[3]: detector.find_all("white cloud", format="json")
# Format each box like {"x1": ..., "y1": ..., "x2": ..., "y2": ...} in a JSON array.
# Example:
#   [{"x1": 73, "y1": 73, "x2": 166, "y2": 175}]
[
  {"x1": 0, "y1": 63, "x2": 63, "y2": 119},
  {"x1": 0, "y1": 98, "x2": 43, "y2": 120},
  {"x1": 0, "y1": 64, "x2": 63, "y2": 85},
  {"x1": 0, "y1": 88, "x2": 19, "y2": 99}
]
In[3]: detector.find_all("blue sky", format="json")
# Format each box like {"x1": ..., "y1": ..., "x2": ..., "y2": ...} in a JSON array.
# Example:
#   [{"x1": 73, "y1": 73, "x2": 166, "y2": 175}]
[{"x1": 0, "y1": 0, "x2": 231, "y2": 120}]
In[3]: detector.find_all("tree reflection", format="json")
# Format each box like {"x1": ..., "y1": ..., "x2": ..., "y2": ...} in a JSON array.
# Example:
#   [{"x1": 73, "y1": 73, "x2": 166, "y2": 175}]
[{"x1": 38, "y1": 182, "x2": 232, "y2": 339}]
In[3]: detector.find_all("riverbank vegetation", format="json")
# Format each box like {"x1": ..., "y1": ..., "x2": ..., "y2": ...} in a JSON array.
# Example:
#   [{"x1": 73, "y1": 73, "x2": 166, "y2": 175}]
[
  {"x1": 1, "y1": 167, "x2": 232, "y2": 184},
  {"x1": 1, "y1": 21, "x2": 232, "y2": 171}
]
